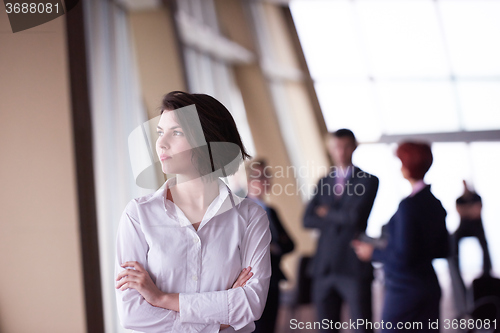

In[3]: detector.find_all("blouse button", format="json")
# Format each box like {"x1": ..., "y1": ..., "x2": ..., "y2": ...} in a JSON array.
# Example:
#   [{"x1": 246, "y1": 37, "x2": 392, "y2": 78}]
[
  {"x1": 193, "y1": 237, "x2": 199, "y2": 243},
  {"x1": 192, "y1": 275, "x2": 198, "y2": 281}
]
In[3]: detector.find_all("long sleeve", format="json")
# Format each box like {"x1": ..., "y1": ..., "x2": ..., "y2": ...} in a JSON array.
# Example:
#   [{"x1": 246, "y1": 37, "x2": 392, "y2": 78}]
[
  {"x1": 372, "y1": 200, "x2": 419, "y2": 268},
  {"x1": 115, "y1": 201, "x2": 219, "y2": 333},
  {"x1": 303, "y1": 179, "x2": 328, "y2": 229},
  {"x1": 371, "y1": 224, "x2": 389, "y2": 263},
  {"x1": 269, "y1": 207, "x2": 294, "y2": 256},
  {"x1": 373, "y1": 188, "x2": 450, "y2": 279},
  {"x1": 115, "y1": 202, "x2": 176, "y2": 332},
  {"x1": 179, "y1": 211, "x2": 272, "y2": 331}
]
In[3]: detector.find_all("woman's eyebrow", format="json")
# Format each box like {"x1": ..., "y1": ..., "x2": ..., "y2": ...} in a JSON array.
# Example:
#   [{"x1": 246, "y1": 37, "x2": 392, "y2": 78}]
[{"x1": 157, "y1": 125, "x2": 181, "y2": 130}]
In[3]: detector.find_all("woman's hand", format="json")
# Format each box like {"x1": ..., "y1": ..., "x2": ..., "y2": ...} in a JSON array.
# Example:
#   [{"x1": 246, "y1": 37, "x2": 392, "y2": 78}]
[
  {"x1": 231, "y1": 266, "x2": 253, "y2": 288},
  {"x1": 116, "y1": 261, "x2": 167, "y2": 308},
  {"x1": 351, "y1": 240, "x2": 374, "y2": 262},
  {"x1": 315, "y1": 205, "x2": 329, "y2": 218}
]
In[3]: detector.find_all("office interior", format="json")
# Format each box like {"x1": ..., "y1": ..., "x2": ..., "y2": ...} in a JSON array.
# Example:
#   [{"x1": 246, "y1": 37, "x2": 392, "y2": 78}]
[{"x1": 1, "y1": 0, "x2": 499, "y2": 332}]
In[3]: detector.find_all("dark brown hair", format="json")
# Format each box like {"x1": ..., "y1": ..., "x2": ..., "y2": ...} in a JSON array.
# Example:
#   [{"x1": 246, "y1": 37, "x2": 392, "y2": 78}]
[
  {"x1": 160, "y1": 91, "x2": 251, "y2": 179},
  {"x1": 330, "y1": 128, "x2": 357, "y2": 145}
]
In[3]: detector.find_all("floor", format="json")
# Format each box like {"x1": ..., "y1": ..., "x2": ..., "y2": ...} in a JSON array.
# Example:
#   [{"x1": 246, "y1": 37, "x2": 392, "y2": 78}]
[{"x1": 273, "y1": 262, "x2": 499, "y2": 333}]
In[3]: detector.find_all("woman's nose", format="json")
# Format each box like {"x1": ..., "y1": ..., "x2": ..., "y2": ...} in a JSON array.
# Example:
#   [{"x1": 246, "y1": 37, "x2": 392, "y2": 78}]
[{"x1": 157, "y1": 135, "x2": 170, "y2": 149}]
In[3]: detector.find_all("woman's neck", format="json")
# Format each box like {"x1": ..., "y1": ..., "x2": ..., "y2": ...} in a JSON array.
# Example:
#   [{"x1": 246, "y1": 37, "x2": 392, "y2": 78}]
[
  {"x1": 170, "y1": 175, "x2": 220, "y2": 209},
  {"x1": 408, "y1": 178, "x2": 426, "y2": 196}
]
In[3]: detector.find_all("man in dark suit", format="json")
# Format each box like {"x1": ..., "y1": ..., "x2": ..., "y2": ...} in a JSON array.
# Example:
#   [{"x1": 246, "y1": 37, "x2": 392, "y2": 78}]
[{"x1": 303, "y1": 129, "x2": 379, "y2": 333}]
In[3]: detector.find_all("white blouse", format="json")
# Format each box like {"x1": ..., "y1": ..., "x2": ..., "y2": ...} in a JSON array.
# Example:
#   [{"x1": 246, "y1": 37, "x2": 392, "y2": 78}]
[{"x1": 115, "y1": 178, "x2": 272, "y2": 333}]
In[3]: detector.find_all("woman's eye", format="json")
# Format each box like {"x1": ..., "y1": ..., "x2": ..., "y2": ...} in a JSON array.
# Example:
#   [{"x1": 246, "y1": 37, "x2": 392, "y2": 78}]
[
  {"x1": 157, "y1": 131, "x2": 163, "y2": 137},
  {"x1": 173, "y1": 130, "x2": 184, "y2": 136}
]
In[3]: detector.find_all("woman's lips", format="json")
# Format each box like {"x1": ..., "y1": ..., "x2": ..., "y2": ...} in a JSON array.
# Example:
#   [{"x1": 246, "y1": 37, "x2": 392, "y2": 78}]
[{"x1": 160, "y1": 155, "x2": 172, "y2": 161}]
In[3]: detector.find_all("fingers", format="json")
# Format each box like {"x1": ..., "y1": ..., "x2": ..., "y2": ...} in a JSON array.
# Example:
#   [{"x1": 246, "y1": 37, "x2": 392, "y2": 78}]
[
  {"x1": 116, "y1": 268, "x2": 141, "y2": 281},
  {"x1": 116, "y1": 261, "x2": 145, "y2": 286},
  {"x1": 116, "y1": 276, "x2": 137, "y2": 290},
  {"x1": 115, "y1": 269, "x2": 147, "y2": 290},
  {"x1": 239, "y1": 266, "x2": 252, "y2": 281},
  {"x1": 115, "y1": 263, "x2": 146, "y2": 291},
  {"x1": 120, "y1": 261, "x2": 144, "y2": 271},
  {"x1": 232, "y1": 266, "x2": 253, "y2": 288},
  {"x1": 239, "y1": 268, "x2": 253, "y2": 286},
  {"x1": 243, "y1": 273, "x2": 253, "y2": 286},
  {"x1": 116, "y1": 279, "x2": 130, "y2": 290}
]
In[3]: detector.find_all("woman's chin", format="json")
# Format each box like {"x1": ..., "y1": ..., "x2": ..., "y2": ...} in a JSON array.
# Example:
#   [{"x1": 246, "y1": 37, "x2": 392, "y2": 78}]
[{"x1": 161, "y1": 165, "x2": 176, "y2": 175}]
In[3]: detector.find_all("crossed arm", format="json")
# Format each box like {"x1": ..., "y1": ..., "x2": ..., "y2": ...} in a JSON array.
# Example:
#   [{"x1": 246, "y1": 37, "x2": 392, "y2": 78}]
[
  {"x1": 303, "y1": 176, "x2": 379, "y2": 230},
  {"x1": 115, "y1": 205, "x2": 271, "y2": 333},
  {"x1": 116, "y1": 261, "x2": 253, "y2": 331}
]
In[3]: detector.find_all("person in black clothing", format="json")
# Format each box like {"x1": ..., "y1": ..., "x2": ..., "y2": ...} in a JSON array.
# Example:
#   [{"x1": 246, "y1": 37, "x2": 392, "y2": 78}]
[
  {"x1": 353, "y1": 141, "x2": 450, "y2": 333},
  {"x1": 447, "y1": 180, "x2": 493, "y2": 314},
  {"x1": 304, "y1": 129, "x2": 379, "y2": 333},
  {"x1": 453, "y1": 180, "x2": 492, "y2": 277},
  {"x1": 247, "y1": 159, "x2": 295, "y2": 333}
]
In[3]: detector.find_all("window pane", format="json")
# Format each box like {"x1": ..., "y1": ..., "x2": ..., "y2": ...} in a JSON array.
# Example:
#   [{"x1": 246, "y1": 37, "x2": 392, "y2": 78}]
[
  {"x1": 290, "y1": 0, "x2": 367, "y2": 80},
  {"x1": 426, "y1": 143, "x2": 472, "y2": 231},
  {"x1": 353, "y1": 143, "x2": 406, "y2": 237},
  {"x1": 469, "y1": 142, "x2": 500, "y2": 276},
  {"x1": 315, "y1": 81, "x2": 382, "y2": 142},
  {"x1": 457, "y1": 81, "x2": 500, "y2": 131},
  {"x1": 376, "y1": 81, "x2": 460, "y2": 134},
  {"x1": 439, "y1": 0, "x2": 500, "y2": 77},
  {"x1": 357, "y1": 0, "x2": 449, "y2": 78}
]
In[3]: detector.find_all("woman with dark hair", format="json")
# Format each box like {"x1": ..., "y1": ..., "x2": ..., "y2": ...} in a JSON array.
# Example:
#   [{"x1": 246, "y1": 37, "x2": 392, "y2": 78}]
[
  {"x1": 352, "y1": 141, "x2": 449, "y2": 332},
  {"x1": 114, "y1": 91, "x2": 271, "y2": 332}
]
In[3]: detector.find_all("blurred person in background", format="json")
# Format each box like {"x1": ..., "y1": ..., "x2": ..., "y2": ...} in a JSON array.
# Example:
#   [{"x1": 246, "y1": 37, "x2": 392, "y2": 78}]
[
  {"x1": 247, "y1": 159, "x2": 295, "y2": 333},
  {"x1": 447, "y1": 180, "x2": 493, "y2": 315},
  {"x1": 304, "y1": 129, "x2": 379, "y2": 333},
  {"x1": 453, "y1": 180, "x2": 492, "y2": 278},
  {"x1": 353, "y1": 141, "x2": 450, "y2": 333}
]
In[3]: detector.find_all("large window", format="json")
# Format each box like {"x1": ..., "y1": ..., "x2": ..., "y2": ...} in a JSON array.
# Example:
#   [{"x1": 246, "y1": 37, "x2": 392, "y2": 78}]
[
  {"x1": 175, "y1": 0, "x2": 255, "y2": 156},
  {"x1": 291, "y1": 0, "x2": 500, "y2": 281}
]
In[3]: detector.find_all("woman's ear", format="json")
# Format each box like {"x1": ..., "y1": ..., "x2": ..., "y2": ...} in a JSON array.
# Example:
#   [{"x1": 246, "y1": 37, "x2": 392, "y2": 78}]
[{"x1": 401, "y1": 165, "x2": 410, "y2": 180}]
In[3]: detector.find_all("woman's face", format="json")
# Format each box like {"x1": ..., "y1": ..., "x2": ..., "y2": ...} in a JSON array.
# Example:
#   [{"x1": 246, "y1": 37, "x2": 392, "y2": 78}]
[
  {"x1": 400, "y1": 165, "x2": 411, "y2": 181},
  {"x1": 156, "y1": 111, "x2": 195, "y2": 176}
]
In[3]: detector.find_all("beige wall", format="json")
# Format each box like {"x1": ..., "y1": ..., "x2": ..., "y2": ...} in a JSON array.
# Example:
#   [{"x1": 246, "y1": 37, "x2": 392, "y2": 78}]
[{"x1": 0, "y1": 11, "x2": 86, "y2": 333}]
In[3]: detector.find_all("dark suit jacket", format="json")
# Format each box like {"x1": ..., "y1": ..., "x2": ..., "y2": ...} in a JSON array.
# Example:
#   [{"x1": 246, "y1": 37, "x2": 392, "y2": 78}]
[
  {"x1": 266, "y1": 206, "x2": 295, "y2": 284},
  {"x1": 372, "y1": 185, "x2": 449, "y2": 325},
  {"x1": 303, "y1": 166, "x2": 379, "y2": 279}
]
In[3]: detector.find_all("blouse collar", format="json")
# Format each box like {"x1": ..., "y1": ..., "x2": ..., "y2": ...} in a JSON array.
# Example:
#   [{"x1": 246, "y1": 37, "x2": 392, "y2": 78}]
[{"x1": 410, "y1": 179, "x2": 427, "y2": 197}]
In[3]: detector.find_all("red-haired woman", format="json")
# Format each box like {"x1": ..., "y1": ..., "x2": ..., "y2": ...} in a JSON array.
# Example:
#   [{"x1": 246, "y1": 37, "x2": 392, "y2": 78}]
[{"x1": 353, "y1": 142, "x2": 449, "y2": 332}]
